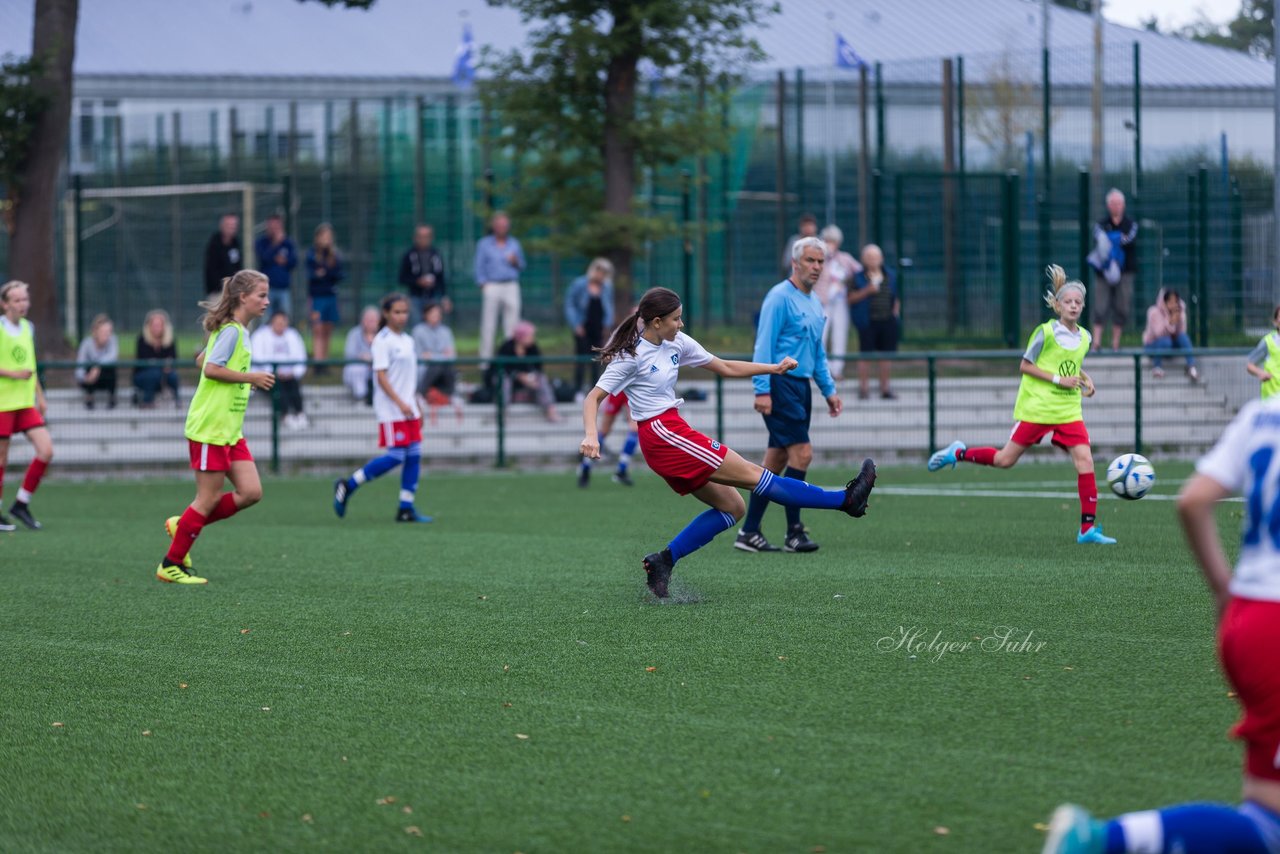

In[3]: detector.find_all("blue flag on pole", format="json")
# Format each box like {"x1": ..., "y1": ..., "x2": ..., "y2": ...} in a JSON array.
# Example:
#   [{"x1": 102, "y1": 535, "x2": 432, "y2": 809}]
[
  {"x1": 452, "y1": 23, "x2": 475, "y2": 89},
  {"x1": 835, "y1": 32, "x2": 867, "y2": 69}
]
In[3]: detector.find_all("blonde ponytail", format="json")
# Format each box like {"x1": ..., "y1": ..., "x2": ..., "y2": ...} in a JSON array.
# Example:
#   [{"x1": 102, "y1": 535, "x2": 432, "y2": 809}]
[
  {"x1": 200, "y1": 270, "x2": 268, "y2": 333},
  {"x1": 1043, "y1": 264, "x2": 1085, "y2": 315}
]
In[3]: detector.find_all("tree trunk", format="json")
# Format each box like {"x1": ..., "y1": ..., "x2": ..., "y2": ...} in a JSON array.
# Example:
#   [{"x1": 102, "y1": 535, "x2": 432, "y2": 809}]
[
  {"x1": 9, "y1": 0, "x2": 79, "y2": 357},
  {"x1": 603, "y1": 3, "x2": 639, "y2": 317}
]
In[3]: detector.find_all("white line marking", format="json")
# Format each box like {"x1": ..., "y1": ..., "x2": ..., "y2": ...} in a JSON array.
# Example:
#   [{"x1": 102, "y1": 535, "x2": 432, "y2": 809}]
[{"x1": 866, "y1": 485, "x2": 1243, "y2": 503}]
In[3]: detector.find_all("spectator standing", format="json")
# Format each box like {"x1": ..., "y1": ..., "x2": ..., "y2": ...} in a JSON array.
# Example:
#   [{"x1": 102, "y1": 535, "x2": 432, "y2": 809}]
[
  {"x1": 255, "y1": 214, "x2": 298, "y2": 318},
  {"x1": 251, "y1": 310, "x2": 310, "y2": 429},
  {"x1": 565, "y1": 257, "x2": 615, "y2": 394},
  {"x1": 489, "y1": 320, "x2": 560, "y2": 423},
  {"x1": 1090, "y1": 188, "x2": 1138, "y2": 352},
  {"x1": 412, "y1": 302, "x2": 462, "y2": 423},
  {"x1": 735, "y1": 236, "x2": 843, "y2": 555},
  {"x1": 474, "y1": 211, "x2": 526, "y2": 366},
  {"x1": 849, "y1": 244, "x2": 900, "y2": 400},
  {"x1": 203, "y1": 213, "x2": 243, "y2": 296},
  {"x1": 780, "y1": 212, "x2": 819, "y2": 277},
  {"x1": 1142, "y1": 288, "x2": 1199, "y2": 382},
  {"x1": 816, "y1": 225, "x2": 861, "y2": 381},
  {"x1": 307, "y1": 223, "x2": 344, "y2": 369},
  {"x1": 134, "y1": 309, "x2": 180, "y2": 408},
  {"x1": 343, "y1": 306, "x2": 380, "y2": 404},
  {"x1": 76, "y1": 313, "x2": 119, "y2": 410},
  {"x1": 398, "y1": 224, "x2": 450, "y2": 320}
]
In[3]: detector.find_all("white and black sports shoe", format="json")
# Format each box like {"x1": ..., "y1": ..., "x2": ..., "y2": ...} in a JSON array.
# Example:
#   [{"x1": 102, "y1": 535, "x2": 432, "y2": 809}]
[
  {"x1": 783, "y1": 524, "x2": 819, "y2": 553},
  {"x1": 0, "y1": 510, "x2": 15, "y2": 532},
  {"x1": 734, "y1": 530, "x2": 780, "y2": 553}
]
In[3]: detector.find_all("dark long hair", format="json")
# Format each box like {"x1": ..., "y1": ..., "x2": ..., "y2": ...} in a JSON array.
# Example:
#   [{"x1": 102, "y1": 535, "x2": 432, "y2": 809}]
[
  {"x1": 596, "y1": 287, "x2": 682, "y2": 365},
  {"x1": 378, "y1": 291, "x2": 409, "y2": 331}
]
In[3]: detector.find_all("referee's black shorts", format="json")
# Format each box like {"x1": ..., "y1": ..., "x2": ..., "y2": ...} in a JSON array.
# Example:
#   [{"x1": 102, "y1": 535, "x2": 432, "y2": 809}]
[{"x1": 762, "y1": 372, "x2": 813, "y2": 449}]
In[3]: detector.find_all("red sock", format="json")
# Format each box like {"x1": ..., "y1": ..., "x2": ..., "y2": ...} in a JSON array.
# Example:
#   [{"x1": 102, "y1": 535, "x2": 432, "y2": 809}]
[
  {"x1": 1078, "y1": 472, "x2": 1098, "y2": 533},
  {"x1": 21, "y1": 458, "x2": 49, "y2": 495},
  {"x1": 205, "y1": 492, "x2": 240, "y2": 525},
  {"x1": 962, "y1": 447, "x2": 997, "y2": 466},
  {"x1": 166, "y1": 506, "x2": 208, "y2": 565}
]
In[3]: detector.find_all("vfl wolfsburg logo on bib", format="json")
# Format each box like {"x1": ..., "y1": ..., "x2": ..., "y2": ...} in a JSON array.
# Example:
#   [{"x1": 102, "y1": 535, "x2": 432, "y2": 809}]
[
  {"x1": 1057, "y1": 359, "x2": 1078, "y2": 377},
  {"x1": 11, "y1": 345, "x2": 27, "y2": 365}
]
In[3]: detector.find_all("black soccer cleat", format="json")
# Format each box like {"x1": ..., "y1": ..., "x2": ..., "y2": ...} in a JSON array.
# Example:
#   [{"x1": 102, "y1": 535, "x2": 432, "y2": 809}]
[
  {"x1": 333, "y1": 479, "x2": 350, "y2": 518},
  {"x1": 577, "y1": 467, "x2": 590, "y2": 488},
  {"x1": 643, "y1": 549, "x2": 674, "y2": 598},
  {"x1": 9, "y1": 503, "x2": 41, "y2": 531},
  {"x1": 611, "y1": 471, "x2": 634, "y2": 487},
  {"x1": 0, "y1": 510, "x2": 15, "y2": 532},
  {"x1": 841, "y1": 458, "x2": 877, "y2": 518},
  {"x1": 783, "y1": 524, "x2": 820, "y2": 553},
  {"x1": 734, "y1": 530, "x2": 780, "y2": 553}
]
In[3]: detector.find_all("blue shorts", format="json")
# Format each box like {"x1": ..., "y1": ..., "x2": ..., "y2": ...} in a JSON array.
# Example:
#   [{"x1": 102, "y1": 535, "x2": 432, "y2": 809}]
[
  {"x1": 762, "y1": 372, "x2": 813, "y2": 449},
  {"x1": 310, "y1": 295, "x2": 340, "y2": 324}
]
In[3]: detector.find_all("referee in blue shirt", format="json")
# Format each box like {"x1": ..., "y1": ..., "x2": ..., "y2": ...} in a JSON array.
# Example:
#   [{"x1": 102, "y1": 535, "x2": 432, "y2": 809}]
[{"x1": 735, "y1": 236, "x2": 844, "y2": 553}]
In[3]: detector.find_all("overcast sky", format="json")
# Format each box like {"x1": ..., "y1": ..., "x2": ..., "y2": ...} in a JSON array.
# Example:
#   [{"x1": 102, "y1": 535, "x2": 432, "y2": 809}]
[{"x1": 1103, "y1": 0, "x2": 1236, "y2": 30}]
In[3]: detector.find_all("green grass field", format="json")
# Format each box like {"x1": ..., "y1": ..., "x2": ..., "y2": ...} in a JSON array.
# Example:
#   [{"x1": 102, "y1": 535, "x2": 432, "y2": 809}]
[{"x1": 0, "y1": 462, "x2": 1244, "y2": 853}]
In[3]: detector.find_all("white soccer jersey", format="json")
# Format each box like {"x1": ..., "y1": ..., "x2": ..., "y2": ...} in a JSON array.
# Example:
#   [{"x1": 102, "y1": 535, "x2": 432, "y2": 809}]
[
  {"x1": 371, "y1": 327, "x2": 421, "y2": 423},
  {"x1": 1197, "y1": 398, "x2": 1280, "y2": 602},
  {"x1": 595, "y1": 331, "x2": 713, "y2": 421}
]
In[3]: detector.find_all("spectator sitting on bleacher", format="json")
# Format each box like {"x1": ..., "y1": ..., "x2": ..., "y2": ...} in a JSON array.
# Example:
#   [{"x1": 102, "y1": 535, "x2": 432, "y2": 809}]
[
  {"x1": 133, "y1": 309, "x2": 179, "y2": 409},
  {"x1": 343, "y1": 306, "x2": 380, "y2": 405},
  {"x1": 412, "y1": 302, "x2": 462, "y2": 424},
  {"x1": 487, "y1": 320, "x2": 561, "y2": 423},
  {"x1": 251, "y1": 310, "x2": 310, "y2": 429},
  {"x1": 1142, "y1": 287, "x2": 1199, "y2": 382},
  {"x1": 76, "y1": 313, "x2": 119, "y2": 410}
]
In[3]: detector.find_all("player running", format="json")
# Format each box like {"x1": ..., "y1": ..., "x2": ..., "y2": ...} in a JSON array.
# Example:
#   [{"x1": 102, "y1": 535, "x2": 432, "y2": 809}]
[
  {"x1": 580, "y1": 286, "x2": 877, "y2": 598},
  {"x1": 333, "y1": 292, "x2": 432, "y2": 523},
  {"x1": 1245, "y1": 305, "x2": 1280, "y2": 399},
  {"x1": 0, "y1": 281, "x2": 54, "y2": 531},
  {"x1": 927, "y1": 265, "x2": 1115, "y2": 545},
  {"x1": 158, "y1": 271, "x2": 275, "y2": 584},
  {"x1": 1041, "y1": 398, "x2": 1280, "y2": 853}
]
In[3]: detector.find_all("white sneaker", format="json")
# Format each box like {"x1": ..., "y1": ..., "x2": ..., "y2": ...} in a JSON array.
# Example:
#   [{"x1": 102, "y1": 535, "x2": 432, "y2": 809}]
[
  {"x1": 1151, "y1": 367, "x2": 1165, "y2": 379},
  {"x1": 1187, "y1": 366, "x2": 1201, "y2": 383}
]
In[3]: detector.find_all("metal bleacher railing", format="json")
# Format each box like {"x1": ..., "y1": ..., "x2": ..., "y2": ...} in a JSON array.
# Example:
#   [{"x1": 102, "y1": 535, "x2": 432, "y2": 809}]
[{"x1": 18, "y1": 349, "x2": 1254, "y2": 478}]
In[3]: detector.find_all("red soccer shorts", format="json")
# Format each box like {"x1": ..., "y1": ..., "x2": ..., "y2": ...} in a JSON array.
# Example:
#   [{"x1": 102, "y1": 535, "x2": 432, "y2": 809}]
[
  {"x1": 0, "y1": 407, "x2": 45, "y2": 438},
  {"x1": 637, "y1": 408, "x2": 729, "y2": 495},
  {"x1": 378, "y1": 418, "x2": 423, "y2": 449},
  {"x1": 1219, "y1": 596, "x2": 1280, "y2": 782},
  {"x1": 602, "y1": 391, "x2": 629, "y2": 417},
  {"x1": 188, "y1": 437, "x2": 253, "y2": 472},
  {"x1": 1010, "y1": 419, "x2": 1090, "y2": 450}
]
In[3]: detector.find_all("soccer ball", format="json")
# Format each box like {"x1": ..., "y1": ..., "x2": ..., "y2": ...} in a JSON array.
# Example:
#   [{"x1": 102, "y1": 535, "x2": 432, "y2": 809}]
[{"x1": 1107, "y1": 453, "x2": 1156, "y2": 500}]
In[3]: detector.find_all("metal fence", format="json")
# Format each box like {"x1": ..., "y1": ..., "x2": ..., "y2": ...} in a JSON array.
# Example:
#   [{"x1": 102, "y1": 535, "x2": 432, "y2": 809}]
[
  {"x1": 12, "y1": 348, "x2": 1255, "y2": 478},
  {"x1": 1, "y1": 39, "x2": 1272, "y2": 347}
]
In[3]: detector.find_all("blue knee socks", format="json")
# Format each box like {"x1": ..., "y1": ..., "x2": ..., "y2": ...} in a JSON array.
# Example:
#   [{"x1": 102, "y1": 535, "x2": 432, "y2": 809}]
[
  {"x1": 399, "y1": 443, "x2": 422, "y2": 510},
  {"x1": 783, "y1": 466, "x2": 806, "y2": 528},
  {"x1": 1104, "y1": 801, "x2": 1277, "y2": 853},
  {"x1": 347, "y1": 448, "x2": 406, "y2": 493},
  {"x1": 752, "y1": 469, "x2": 845, "y2": 510},
  {"x1": 668, "y1": 509, "x2": 738, "y2": 564}
]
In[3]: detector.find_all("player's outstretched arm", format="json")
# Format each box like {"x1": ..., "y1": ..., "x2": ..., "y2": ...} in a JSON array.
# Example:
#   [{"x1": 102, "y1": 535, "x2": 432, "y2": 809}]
[
  {"x1": 703, "y1": 356, "x2": 798, "y2": 378},
  {"x1": 1176, "y1": 473, "x2": 1234, "y2": 618},
  {"x1": 580, "y1": 387, "x2": 607, "y2": 459}
]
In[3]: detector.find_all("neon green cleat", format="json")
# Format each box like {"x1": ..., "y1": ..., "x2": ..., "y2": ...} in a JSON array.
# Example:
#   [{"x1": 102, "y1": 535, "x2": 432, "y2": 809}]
[
  {"x1": 164, "y1": 516, "x2": 193, "y2": 569},
  {"x1": 156, "y1": 563, "x2": 208, "y2": 585}
]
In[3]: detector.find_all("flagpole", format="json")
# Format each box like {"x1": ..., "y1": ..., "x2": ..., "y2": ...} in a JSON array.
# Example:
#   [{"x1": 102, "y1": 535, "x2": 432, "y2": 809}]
[{"x1": 825, "y1": 12, "x2": 836, "y2": 227}]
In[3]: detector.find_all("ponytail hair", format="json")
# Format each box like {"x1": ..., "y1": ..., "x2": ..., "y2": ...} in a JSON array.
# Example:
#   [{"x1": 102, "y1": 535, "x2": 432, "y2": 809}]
[
  {"x1": 377, "y1": 291, "x2": 409, "y2": 330},
  {"x1": 0, "y1": 280, "x2": 30, "y2": 304},
  {"x1": 596, "y1": 286, "x2": 682, "y2": 365},
  {"x1": 199, "y1": 270, "x2": 268, "y2": 333},
  {"x1": 1042, "y1": 264, "x2": 1086, "y2": 316}
]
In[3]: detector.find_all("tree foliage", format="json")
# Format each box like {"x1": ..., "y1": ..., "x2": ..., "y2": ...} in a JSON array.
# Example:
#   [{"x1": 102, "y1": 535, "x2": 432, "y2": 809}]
[
  {"x1": 0, "y1": 54, "x2": 50, "y2": 230},
  {"x1": 479, "y1": 0, "x2": 776, "y2": 301},
  {"x1": 1178, "y1": 0, "x2": 1273, "y2": 58}
]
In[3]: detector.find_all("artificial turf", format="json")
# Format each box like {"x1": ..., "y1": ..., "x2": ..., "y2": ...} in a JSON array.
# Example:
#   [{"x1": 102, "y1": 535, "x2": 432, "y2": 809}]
[{"x1": 0, "y1": 462, "x2": 1243, "y2": 853}]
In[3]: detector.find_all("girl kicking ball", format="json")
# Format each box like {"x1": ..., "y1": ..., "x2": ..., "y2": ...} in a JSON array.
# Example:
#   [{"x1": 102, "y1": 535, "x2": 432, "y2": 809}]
[
  {"x1": 0, "y1": 280, "x2": 54, "y2": 531},
  {"x1": 158, "y1": 271, "x2": 275, "y2": 584},
  {"x1": 927, "y1": 264, "x2": 1115, "y2": 544},
  {"x1": 580, "y1": 286, "x2": 877, "y2": 598}
]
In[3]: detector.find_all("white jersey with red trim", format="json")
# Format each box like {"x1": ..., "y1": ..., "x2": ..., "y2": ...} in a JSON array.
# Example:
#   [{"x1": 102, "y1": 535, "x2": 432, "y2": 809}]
[
  {"x1": 371, "y1": 327, "x2": 420, "y2": 424},
  {"x1": 594, "y1": 332, "x2": 713, "y2": 421},
  {"x1": 1197, "y1": 398, "x2": 1280, "y2": 602}
]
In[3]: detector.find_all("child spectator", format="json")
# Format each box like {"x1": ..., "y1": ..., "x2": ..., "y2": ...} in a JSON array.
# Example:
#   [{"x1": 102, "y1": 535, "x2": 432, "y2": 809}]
[
  {"x1": 133, "y1": 309, "x2": 180, "y2": 408},
  {"x1": 76, "y1": 313, "x2": 119, "y2": 409},
  {"x1": 251, "y1": 310, "x2": 309, "y2": 429},
  {"x1": 1142, "y1": 288, "x2": 1199, "y2": 382}
]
